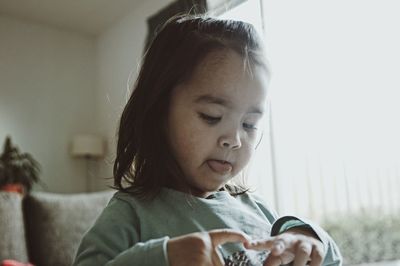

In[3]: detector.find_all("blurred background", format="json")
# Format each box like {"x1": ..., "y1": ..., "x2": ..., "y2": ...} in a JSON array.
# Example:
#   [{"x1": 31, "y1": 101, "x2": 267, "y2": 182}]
[{"x1": 1, "y1": 0, "x2": 399, "y2": 264}]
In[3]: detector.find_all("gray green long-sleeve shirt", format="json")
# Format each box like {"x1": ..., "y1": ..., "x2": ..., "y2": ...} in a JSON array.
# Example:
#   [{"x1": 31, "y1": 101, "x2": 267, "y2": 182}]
[{"x1": 73, "y1": 188, "x2": 342, "y2": 266}]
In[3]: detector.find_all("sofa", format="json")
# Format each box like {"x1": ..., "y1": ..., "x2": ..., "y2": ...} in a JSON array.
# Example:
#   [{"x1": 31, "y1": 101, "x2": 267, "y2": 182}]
[
  {"x1": 0, "y1": 190, "x2": 115, "y2": 266},
  {"x1": 3, "y1": 189, "x2": 399, "y2": 266}
]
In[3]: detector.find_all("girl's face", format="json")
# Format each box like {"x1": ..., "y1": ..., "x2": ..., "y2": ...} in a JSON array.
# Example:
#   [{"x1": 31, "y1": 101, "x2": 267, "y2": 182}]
[{"x1": 166, "y1": 49, "x2": 269, "y2": 198}]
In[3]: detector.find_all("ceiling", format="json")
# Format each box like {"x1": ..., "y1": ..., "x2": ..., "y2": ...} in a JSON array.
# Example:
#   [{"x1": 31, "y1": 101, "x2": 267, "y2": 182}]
[{"x1": 0, "y1": 0, "x2": 145, "y2": 36}]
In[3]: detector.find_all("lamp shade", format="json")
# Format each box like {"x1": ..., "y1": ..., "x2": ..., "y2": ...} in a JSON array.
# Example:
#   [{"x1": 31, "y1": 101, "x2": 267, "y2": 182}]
[{"x1": 70, "y1": 134, "x2": 104, "y2": 158}]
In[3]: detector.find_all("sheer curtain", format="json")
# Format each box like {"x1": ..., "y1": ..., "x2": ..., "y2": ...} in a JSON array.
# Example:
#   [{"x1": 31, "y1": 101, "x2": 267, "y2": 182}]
[
  {"x1": 219, "y1": 0, "x2": 400, "y2": 221},
  {"x1": 262, "y1": 0, "x2": 400, "y2": 221}
]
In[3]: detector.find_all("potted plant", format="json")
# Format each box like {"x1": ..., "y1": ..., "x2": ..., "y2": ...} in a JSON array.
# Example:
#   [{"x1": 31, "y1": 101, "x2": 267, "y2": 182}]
[{"x1": 0, "y1": 136, "x2": 42, "y2": 195}]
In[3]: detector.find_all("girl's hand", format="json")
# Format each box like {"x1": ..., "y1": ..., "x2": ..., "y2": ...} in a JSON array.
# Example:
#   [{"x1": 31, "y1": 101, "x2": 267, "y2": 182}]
[
  {"x1": 167, "y1": 229, "x2": 250, "y2": 266},
  {"x1": 244, "y1": 228, "x2": 325, "y2": 266}
]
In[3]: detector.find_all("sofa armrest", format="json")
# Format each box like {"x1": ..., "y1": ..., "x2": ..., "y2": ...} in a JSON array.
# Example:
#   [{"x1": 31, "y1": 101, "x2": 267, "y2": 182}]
[
  {"x1": 23, "y1": 190, "x2": 114, "y2": 266},
  {"x1": 0, "y1": 192, "x2": 29, "y2": 263}
]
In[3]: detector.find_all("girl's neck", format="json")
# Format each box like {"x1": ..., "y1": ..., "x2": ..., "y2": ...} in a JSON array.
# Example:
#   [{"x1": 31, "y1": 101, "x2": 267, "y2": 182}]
[{"x1": 165, "y1": 182, "x2": 225, "y2": 198}]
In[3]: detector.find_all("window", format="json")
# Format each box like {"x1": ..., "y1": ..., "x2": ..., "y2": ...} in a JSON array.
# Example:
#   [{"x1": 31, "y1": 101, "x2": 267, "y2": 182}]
[{"x1": 218, "y1": 0, "x2": 400, "y2": 221}]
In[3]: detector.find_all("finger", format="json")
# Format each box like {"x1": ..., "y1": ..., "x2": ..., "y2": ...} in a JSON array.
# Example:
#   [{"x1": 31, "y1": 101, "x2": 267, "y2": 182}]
[
  {"x1": 246, "y1": 233, "x2": 295, "y2": 255},
  {"x1": 270, "y1": 233, "x2": 296, "y2": 256},
  {"x1": 293, "y1": 242, "x2": 312, "y2": 266},
  {"x1": 211, "y1": 245, "x2": 226, "y2": 266},
  {"x1": 309, "y1": 244, "x2": 324, "y2": 266},
  {"x1": 245, "y1": 237, "x2": 276, "y2": 251},
  {"x1": 271, "y1": 240, "x2": 286, "y2": 256},
  {"x1": 264, "y1": 254, "x2": 283, "y2": 266},
  {"x1": 209, "y1": 229, "x2": 251, "y2": 246}
]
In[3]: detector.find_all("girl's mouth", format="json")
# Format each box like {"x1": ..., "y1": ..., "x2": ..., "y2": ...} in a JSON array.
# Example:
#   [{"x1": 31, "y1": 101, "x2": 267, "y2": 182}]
[{"x1": 206, "y1": 160, "x2": 232, "y2": 174}]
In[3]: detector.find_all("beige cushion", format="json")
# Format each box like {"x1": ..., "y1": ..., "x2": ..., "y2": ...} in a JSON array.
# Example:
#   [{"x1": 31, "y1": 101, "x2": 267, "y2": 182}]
[
  {"x1": 0, "y1": 192, "x2": 29, "y2": 263},
  {"x1": 24, "y1": 190, "x2": 114, "y2": 266}
]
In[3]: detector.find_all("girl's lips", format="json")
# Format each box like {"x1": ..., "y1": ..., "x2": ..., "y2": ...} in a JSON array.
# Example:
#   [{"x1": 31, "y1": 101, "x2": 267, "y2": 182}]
[{"x1": 207, "y1": 160, "x2": 232, "y2": 174}]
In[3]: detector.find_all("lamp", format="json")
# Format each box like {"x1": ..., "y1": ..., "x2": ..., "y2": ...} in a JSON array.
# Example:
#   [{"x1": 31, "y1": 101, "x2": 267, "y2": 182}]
[{"x1": 70, "y1": 134, "x2": 105, "y2": 191}]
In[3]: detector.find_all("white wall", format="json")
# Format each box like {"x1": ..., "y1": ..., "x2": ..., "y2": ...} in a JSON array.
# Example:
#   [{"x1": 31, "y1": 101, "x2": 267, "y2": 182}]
[
  {"x1": 93, "y1": 0, "x2": 173, "y2": 191},
  {"x1": 0, "y1": 15, "x2": 97, "y2": 193},
  {"x1": 0, "y1": 0, "x2": 175, "y2": 193}
]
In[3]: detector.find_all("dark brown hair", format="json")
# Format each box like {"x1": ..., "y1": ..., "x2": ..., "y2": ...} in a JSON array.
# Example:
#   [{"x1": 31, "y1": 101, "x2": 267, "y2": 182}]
[{"x1": 113, "y1": 14, "x2": 269, "y2": 199}]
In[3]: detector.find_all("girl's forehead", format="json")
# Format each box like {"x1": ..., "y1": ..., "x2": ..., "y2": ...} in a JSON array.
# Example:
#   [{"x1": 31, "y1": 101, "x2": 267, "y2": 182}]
[
  {"x1": 176, "y1": 49, "x2": 268, "y2": 112},
  {"x1": 192, "y1": 49, "x2": 245, "y2": 82},
  {"x1": 191, "y1": 49, "x2": 267, "y2": 88}
]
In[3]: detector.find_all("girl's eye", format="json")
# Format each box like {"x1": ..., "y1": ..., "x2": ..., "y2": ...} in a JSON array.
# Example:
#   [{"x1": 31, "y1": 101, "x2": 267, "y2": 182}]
[
  {"x1": 199, "y1": 113, "x2": 221, "y2": 124},
  {"x1": 243, "y1": 123, "x2": 257, "y2": 130}
]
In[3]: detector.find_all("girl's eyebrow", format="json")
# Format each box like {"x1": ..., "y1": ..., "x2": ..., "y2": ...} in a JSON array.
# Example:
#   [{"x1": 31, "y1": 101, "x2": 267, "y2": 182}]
[
  {"x1": 194, "y1": 94, "x2": 227, "y2": 106},
  {"x1": 193, "y1": 94, "x2": 264, "y2": 114}
]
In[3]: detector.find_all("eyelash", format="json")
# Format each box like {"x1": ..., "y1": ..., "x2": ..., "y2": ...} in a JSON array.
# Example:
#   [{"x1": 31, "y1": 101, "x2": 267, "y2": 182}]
[
  {"x1": 199, "y1": 113, "x2": 220, "y2": 124},
  {"x1": 198, "y1": 113, "x2": 257, "y2": 130}
]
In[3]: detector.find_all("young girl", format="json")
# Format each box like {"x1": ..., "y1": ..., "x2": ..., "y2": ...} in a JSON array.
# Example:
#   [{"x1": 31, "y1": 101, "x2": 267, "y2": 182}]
[{"x1": 73, "y1": 15, "x2": 342, "y2": 266}]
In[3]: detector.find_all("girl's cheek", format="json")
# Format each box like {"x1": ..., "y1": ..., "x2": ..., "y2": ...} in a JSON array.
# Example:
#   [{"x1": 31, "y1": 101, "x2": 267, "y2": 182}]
[
  {"x1": 234, "y1": 145, "x2": 253, "y2": 170},
  {"x1": 249, "y1": 133, "x2": 262, "y2": 150}
]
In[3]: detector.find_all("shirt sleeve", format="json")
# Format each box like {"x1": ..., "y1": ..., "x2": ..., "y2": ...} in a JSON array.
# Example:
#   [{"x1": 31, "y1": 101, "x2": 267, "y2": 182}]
[
  {"x1": 72, "y1": 197, "x2": 170, "y2": 266},
  {"x1": 271, "y1": 216, "x2": 343, "y2": 266},
  {"x1": 251, "y1": 195, "x2": 342, "y2": 266}
]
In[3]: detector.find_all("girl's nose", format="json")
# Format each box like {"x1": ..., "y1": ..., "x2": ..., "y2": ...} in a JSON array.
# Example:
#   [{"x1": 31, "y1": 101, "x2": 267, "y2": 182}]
[{"x1": 218, "y1": 131, "x2": 242, "y2": 150}]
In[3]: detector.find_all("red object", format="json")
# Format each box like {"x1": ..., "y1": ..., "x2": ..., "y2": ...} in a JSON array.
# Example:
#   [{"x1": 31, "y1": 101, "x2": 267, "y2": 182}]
[
  {"x1": 1, "y1": 260, "x2": 34, "y2": 266},
  {"x1": 0, "y1": 184, "x2": 25, "y2": 195}
]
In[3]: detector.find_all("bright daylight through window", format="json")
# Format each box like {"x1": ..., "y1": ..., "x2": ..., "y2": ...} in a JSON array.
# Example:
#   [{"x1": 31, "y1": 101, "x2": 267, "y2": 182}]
[{"x1": 217, "y1": 0, "x2": 400, "y2": 222}]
